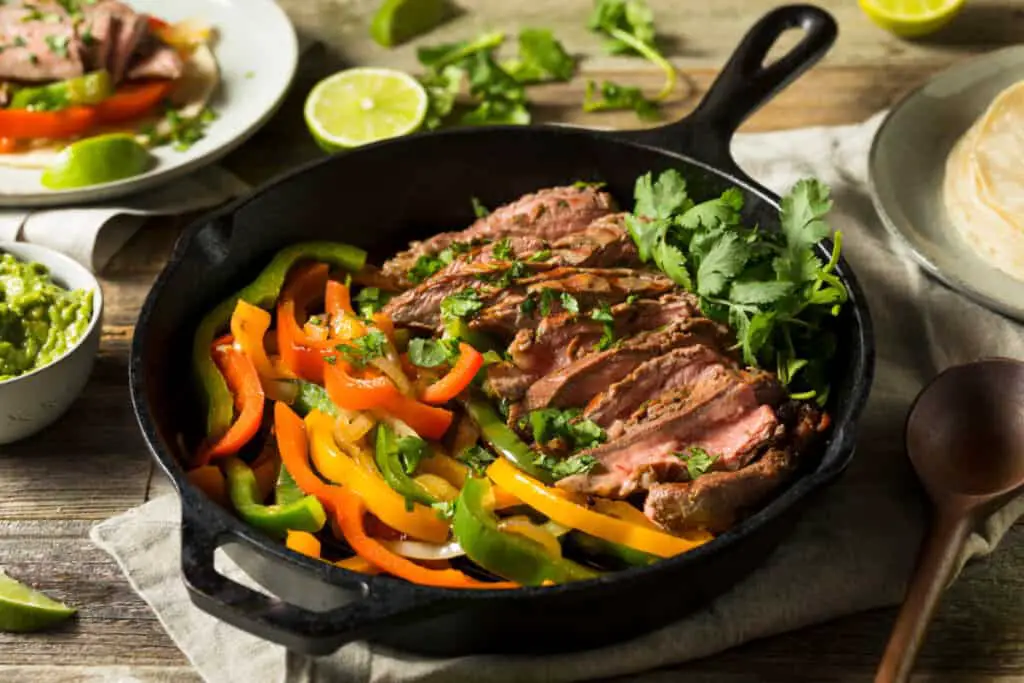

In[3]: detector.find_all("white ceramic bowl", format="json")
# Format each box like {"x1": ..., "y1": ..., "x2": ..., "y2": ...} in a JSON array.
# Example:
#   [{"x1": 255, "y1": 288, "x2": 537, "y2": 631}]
[{"x1": 0, "y1": 243, "x2": 103, "y2": 444}]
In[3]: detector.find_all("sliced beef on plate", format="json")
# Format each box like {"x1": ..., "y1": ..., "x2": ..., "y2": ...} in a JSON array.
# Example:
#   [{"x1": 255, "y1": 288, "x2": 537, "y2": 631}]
[
  {"x1": 0, "y1": 2, "x2": 85, "y2": 82},
  {"x1": 83, "y1": 0, "x2": 151, "y2": 83},
  {"x1": 380, "y1": 185, "x2": 617, "y2": 284},
  {"x1": 521, "y1": 318, "x2": 730, "y2": 412},
  {"x1": 472, "y1": 267, "x2": 675, "y2": 336},
  {"x1": 643, "y1": 403, "x2": 828, "y2": 533},
  {"x1": 126, "y1": 34, "x2": 184, "y2": 80},
  {"x1": 556, "y1": 369, "x2": 784, "y2": 498},
  {"x1": 545, "y1": 213, "x2": 639, "y2": 268},
  {"x1": 584, "y1": 341, "x2": 740, "y2": 433}
]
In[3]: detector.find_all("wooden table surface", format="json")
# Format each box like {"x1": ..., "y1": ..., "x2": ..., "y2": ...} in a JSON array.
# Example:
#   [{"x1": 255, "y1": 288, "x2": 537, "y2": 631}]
[{"x1": 2, "y1": 1, "x2": 1023, "y2": 681}]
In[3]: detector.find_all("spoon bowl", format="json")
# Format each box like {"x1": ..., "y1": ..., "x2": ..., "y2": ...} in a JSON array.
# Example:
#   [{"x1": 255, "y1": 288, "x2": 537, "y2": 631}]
[{"x1": 877, "y1": 358, "x2": 1024, "y2": 683}]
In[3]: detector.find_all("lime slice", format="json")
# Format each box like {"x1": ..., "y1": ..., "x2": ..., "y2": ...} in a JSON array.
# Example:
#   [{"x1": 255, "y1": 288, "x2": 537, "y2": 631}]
[
  {"x1": 371, "y1": 0, "x2": 449, "y2": 48},
  {"x1": 41, "y1": 133, "x2": 153, "y2": 190},
  {"x1": 858, "y1": 0, "x2": 965, "y2": 37},
  {"x1": 0, "y1": 570, "x2": 76, "y2": 633},
  {"x1": 304, "y1": 68, "x2": 429, "y2": 152}
]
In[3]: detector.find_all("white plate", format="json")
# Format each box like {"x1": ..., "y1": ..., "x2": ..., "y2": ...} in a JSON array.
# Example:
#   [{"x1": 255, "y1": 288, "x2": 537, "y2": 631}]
[
  {"x1": 0, "y1": 0, "x2": 297, "y2": 208},
  {"x1": 868, "y1": 46, "x2": 1024, "y2": 323}
]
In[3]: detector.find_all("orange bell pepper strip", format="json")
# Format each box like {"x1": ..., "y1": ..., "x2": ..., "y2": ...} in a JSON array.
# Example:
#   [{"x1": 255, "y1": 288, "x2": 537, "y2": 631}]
[
  {"x1": 196, "y1": 336, "x2": 265, "y2": 466},
  {"x1": 325, "y1": 280, "x2": 355, "y2": 317},
  {"x1": 230, "y1": 299, "x2": 292, "y2": 381},
  {"x1": 286, "y1": 530, "x2": 322, "y2": 559},
  {"x1": 0, "y1": 106, "x2": 98, "y2": 139},
  {"x1": 0, "y1": 138, "x2": 17, "y2": 154},
  {"x1": 186, "y1": 465, "x2": 229, "y2": 508},
  {"x1": 333, "y1": 491, "x2": 517, "y2": 589},
  {"x1": 323, "y1": 361, "x2": 453, "y2": 439},
  {"x1": 277, "y1": 263, "x2": 337, "y2": 383},
  {"x1": 96, "y1": 81, "x2": 175, "y2": 124},
  {"x1": 275, "y1": 401, "x2": 337, "y2": 510},
  {"x1": 421, "y1": 343, "x2": 484, "y2": 405}
]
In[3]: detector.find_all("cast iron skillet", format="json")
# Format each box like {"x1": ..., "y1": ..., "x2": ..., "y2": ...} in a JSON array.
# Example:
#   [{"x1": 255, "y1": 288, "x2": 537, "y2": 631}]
[{"x1": 130, "y1": 4, "x2": 874, "y2": 658}]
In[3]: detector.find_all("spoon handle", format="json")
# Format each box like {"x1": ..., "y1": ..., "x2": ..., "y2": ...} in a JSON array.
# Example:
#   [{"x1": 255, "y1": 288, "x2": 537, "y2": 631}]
[{"x1": 875, "y1": 508, "x2": 971, "y2": 683}]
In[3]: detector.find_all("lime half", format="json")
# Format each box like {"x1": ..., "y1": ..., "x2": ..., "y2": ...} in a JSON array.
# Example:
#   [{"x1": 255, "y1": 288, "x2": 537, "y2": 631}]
[
  {"x1": 41, "y1": 133, "x2": 153, "y2": 190},
  {"x1": 371, "y1": 0, "x2": 449, "y2": 48},
  {"x1": 859, "y1": 0, "x2": 965, "y2": 37},
  {"x1": 304, "y1": 67, "x2": 428, "y2": 152},
  {"x1": 0, "y1": 570, "x2": 76, "y2": 633}
]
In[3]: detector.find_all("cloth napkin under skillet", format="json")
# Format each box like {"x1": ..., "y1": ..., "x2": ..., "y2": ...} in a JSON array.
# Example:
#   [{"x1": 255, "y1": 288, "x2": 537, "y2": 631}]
[
  {"x1": 0, "y1": 166, "x2": 249, "y2": 273},
  {"x1": 90, "y1": 112, "x2": 1024, "y2": 683}
]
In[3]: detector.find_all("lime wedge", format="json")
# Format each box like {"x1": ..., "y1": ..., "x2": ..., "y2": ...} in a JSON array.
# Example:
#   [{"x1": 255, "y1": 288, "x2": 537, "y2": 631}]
[
  {"x1": 41, "y1": 133, "x2": 153, "y2": 190},
  {"x1": 371, "y1": 0, "x2": 449, "y2": 48},
  {"x1": 0, "y1": 570, "x2": 76, "y2": 633},
  {"x1": 304, "y1": 68, "x2": 428, "y2": 152},
  {"x1": 858, "y1": 0, "x2": 965, "y2": 37}
]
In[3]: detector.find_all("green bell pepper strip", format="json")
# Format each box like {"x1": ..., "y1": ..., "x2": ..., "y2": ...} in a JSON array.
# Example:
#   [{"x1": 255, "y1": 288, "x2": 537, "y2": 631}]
[
  {"x1": 194, "y1": 242, "x2": 367, "y2": 438},
  {"x1": 292, "y1": 380, "x2": 338, "y2": 418},
  {"x1": 274, "y1": 464, "x2": 306, "y2": 506},
  {"x1": 566, "y1": 531, "x2": 658, "y2": 568},
  {"x1": 224, "y1": 457, "x2": 327, "y2": 538},
  {"x1": 465, "y1": 399, "x2": 554, "y2": 484},
  {"x1": 442, "y1": 317, "x2": 498, "y2": 353},
  {"x1": 453, "y1": 476, "x2": 599, "y2": 585},
  {"x1": 374, "y1": 423, "x2": 437, "y2": 507},
  {"x1": 9, "y1": 70, "x2": 113, "y2": 110}
]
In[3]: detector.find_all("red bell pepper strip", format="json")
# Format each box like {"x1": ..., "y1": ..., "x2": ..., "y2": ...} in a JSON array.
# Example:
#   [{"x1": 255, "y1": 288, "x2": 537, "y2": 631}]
[
  {"x1": 96, "y1": 81, "x2": 175, "y2": 124},
  {"x1": 421, "y1": 343, "x2": 484, "y2": 405},
  {"x1": 325, "y1": 280, "x2": 354, "y2": 317},
  {"x1": 0, "y1": 138, "x2": 17, "y2": 154},
  {"x1": 0, "y1": 106, "x2": 98, "y2": 139},
  {"x1": 196, "y1": 336, "x2": 265, "y2": 466},
  {"x1": 277, "y1": 263, "x2": 338, "y2": 383}
]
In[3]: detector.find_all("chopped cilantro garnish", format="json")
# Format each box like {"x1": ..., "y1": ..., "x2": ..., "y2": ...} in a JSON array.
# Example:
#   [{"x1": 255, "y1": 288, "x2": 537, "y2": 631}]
[
  {"x1": 534, "y1": 453, "x2": 599, "y2": 479},
  {"x1": 676, "y1": 447, "x2": 717, "y2": 479},
  {"x1": 353, "y1": 287, "x2": 391, "y2": 319},
  {"x1": 407, "y1": 337, "x2": 459, "y2": 368},
  {"x1": 457, "y1": 444, "x2": 496, "y2": 475},
  {"x1": 525, "y1": 408, "x2": 606, "y2": 452},
  {"x1": 334, "y1": 329, "x2": 389, "y2": 368},
  {"x1": 492, "y1": 238, "x2": 513, "y2": 260},
  {"x1": 440, "y1": 288, "x2": 484, "y2": 320}
]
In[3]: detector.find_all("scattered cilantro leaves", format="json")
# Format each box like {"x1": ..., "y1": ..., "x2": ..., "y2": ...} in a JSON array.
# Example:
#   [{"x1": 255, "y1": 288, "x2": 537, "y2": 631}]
[
  {"x1": 354, "y1": 287, "x2": 391, "y2": 318},
  {"x1": 525, "y1": 408, "x2": 606, "y2": 452},
  {"x1": 408, "y1": 255, "x2": 445, "y2": 284},
  {"x1": 408, "y1": 337, "x2": 459, "y2": 367},
  {"x1": 396, "y1": 436, "x2": 431, "y2": 475},
  {"x1": 534, "y1": 453, "x2": 599, "y2": 479},
  {"x1": 440, "y1": 288, "x2": 484, "y2": 320},
  {"x1": 583, "y1": 79, "x2": 660, "y2": 121},
  {"x1": 335, "y1": 330, "x2": 389, "y2": 368},
  {"x1": 559, "y1": 291, "x2": 580, "y2": 315},
  {"x1": 492, "y1": 238, "x2": 513, "y2": 260},
  {"x1": 676, "y1": 446, "x2": 717, "y2": 479},
  {"x1": 457, "y1": 444, "x2": 496, "y2": 475},
  {"x1": 536, "y1": 288, "x2": 560, "y2": 316},
  {"x1": 432, "y1": 500, "x2": 457, "y2": 522},
  {"x1": 527, "y1": 248, "x2": 552, "y2": 262},
  {"x1": 590, "y1": 302, "x2": 617, "y2": 350},
  {"x1": 502, "y1": 28, "x2": 576, "y2": 84}
]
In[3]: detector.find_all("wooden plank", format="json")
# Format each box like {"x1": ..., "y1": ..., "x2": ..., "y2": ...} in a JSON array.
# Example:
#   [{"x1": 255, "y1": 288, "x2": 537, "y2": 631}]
[{"x1": 0, "y1": 667, "x2": 199, "y2": 683}]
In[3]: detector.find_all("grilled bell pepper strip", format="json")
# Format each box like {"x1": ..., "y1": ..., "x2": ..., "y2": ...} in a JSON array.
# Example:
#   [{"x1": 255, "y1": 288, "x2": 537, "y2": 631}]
[
  {"x1": 325, "y1": 362, "x2": 453, "y2": 439},
  {"x1": 487, "y1": 458, "x2": 713, "y2": 558},
  {"x1": 465, "y1": 399, "x2": 553, "y2": 484},
  {"x1": 196, "y1": 335, "x2": 265, "y2": 466},
  {"x1": 0, "y1": 106, "x2": 98, "y2": 139},
  {"x1": 230, "y1": 299, "x2": 290, "y2": 381},
  {"x1": 374, "y1": 423, "x2": 437, "y2": 507},
  {"x1": 96, "y1": 80, "x2": 175, "y2": 123},
  {"x1": 275, "y1": 463, "x2": 306, "y2": 506},
  {"x1": 333, "y1": 489, "x2": 517, "y2": 589},
  {"x1": 421, "y1": 343, "x2": 484, "y2": 405},
  {"x1": 275, "y1": 402, "x2": 338, "y2": 508},
  {"x1": 566, "y1": 532, "x2": 658, "y2": 568},
  {"x1": 306, "y1": 411, "x2": 448, "y2": 543},
  {"x1": 286, "y1": 530, "x2": 322, "y2": 559},
  {"x1": 195, "y1": 242, "x2": 367, "y2": 438},
  {"x1": 223, "y1": 457, "x2": 326, "y2": 538},
  {"x1": 277, "y1": 263, "x2": 338, "y2": 384},
  {"x1": 453, "y1": 476, "x2": 599, "y2": 585}
]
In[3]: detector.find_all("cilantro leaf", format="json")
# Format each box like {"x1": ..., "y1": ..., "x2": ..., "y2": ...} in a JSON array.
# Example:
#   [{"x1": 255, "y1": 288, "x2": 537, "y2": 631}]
[
  {"x1": 418, "y1": 65, "x2": 463, "y2": 131},
  {"x1": 780, "y1": 179, "x2": 832, "y2": 256},
  {"x1": 654, "y1": 240, "x2": 693, "y2": 291},
  {"x1": 677, "y1": 446, "x2": 717, "y2": 479},
  {"x1": 408, "y1": 254, "x2": 446, "y2": 283},
  {"x1": 492, "y1": 238, "x2": 513, "y2": 260},
  {"x1": 503, "y1": 28, "x2": 575, "y2": 84},
  {"x1": 353, "y1": 287, "x2": 392, "y2": 319},
  {"x1": 432, "y1": 500, "x2": 457, "y2": 522},
  {"x1": 695, "y1": 232, "x2": 749, "y2": 297},
  {"x1": 624, "y1": 215, "x2": 665, "y2": 263},
  {"x1": 397, "y1": 436, "x2": 431, "y2": 475},
  {"x1": 728, "y1": 280, "x2": 794, "y2": 304},
  {"x1": 534, "y1": 453, "x2": 599, "y2": 479},
  {"x1": 528, "y1": 248, "x2": 552, "y2": 262},
  {"x1": 457, "y1": 444, "x2": 496, "y2": 475},
  {"x1": 677, "y1": 189, "x2": 744, "y2": 231},
  {"x1": 471, "y1": 196, "x2": 489, "y2": 218},
  {"x1": 440, "y1": 288, "x2": 484, "y2": 320},
  {"x1": 633, "y1": 169, "x2": 690, "y2": 220},
  {"x1": 460, "y1": 98, "x2": 531, "y2": 125},
  {"x1": 408, "y1": 338, "x2": 456, "y2": 367},
  {"x1": 583, "y1": 79, "x2": 660, "y2": 121},
  {"x1": 590, "y1": 302, "x2": 614, "y2": 323},
  {"x1": 335, "y1": 330, "x2": 389, "y2": 368},
  {"x1": 526, "y1": 408, "x2": 606, "y2": 451},
  {"x1": 559, "y1": 291, "x2": 580, "y2": 315},
  {"x1": 417, "y1": 31, "x2": 506, "y2": 70},
  {"x1": 537, "y1": 288, "x2": 559, "y2": 316},
  {"x1": 587, "y1": 0, "x2": 675, "y2": 107}
]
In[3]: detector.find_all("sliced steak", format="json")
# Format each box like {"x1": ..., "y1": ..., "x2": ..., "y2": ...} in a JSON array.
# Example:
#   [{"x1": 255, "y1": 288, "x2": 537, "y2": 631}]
[
  {"x1": 522, "y1": 319, "x2": 728, "y2": 412},
  {"x1": 545, "y1": 213, "x2": 639, "y2": 267},
  {"x1": 644, "y1": 404, "x2": 828, "y2": 533},
  {"x1": 381, "y1": 185, "x2": 616, "y2": 284},
  {"x1": 556, "y1": 369, "x2": 783, "y2": 498},
  {"x1": 0, "y1": 2, "x2": 85, "y2": 82},
  {"x1": 126, "y1": 36, "x2": 184, "y2": 80},
  {"x1": 585, "y1": 343, "x2": 739, "y2": 431}
]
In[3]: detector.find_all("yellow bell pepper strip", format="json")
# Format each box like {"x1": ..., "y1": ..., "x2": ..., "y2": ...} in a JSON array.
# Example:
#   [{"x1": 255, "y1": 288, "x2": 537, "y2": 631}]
[
  {"x1": 417, "y1": 450, "x2": 469, "y2": 488},
  {"x1": 374, "y1": 423, "x2": 437, "y2": 507},
  {"x1": 566, "y1": 532, "x2": 658, "y2": 568},
  {"x1": 465, "y1": 399, "x2": 553, "y2": 484},
  {"x1": 487, "y1": 458, "x2": 713, "y2": 558},
  {"x1": 413, "y1": 473, "x2": 460, "y2": 502},
  {"x1": 223, "y1": 457, "x2": 326, "y2": 539},
  {"x1": 453, "y1": 476, "x2": 599, "y2": 586},
  {"x1": 305, "y1": 411, "x2": 450, "y2": 543},
  {"x1": 421, "y1": 343, "x2": 485, "y2": 405},
  {"x1": 195, "y1": 335, "x2": 265, "y2": 467},
  {"x1": 195, "y1": 242, "x2": 367, "y2": 439},
  {"x1": 186, "y1": 465, "x2": 229, "y2": 508},
  {"x1": 286, "y1": 530, "x2": 322, "y2": 559},
  {"x1": 333, "y1": 489, "x2": 518, "y2": 589},
  {"x1": 230, "y1": 299, "x2": 290, "y2": 382}
]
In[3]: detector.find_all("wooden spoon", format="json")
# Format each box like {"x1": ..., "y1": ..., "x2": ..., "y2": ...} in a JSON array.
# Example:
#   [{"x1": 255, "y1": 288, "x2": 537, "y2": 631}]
[{"x1": 876, "y1": 358, "x2": 1024, "y2": 683}]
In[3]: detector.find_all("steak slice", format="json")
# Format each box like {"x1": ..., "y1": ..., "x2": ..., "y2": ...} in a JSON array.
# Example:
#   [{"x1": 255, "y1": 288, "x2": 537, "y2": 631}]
[
  {"x1": 522, "y1": 319, "x2": 728, "y2": 412},
  {"x1": 545, "y1": 213, "x2": 639, "y2": 268},
  {"x1": 381, "y1": 185, "x2": 616, "y2": 284},
  {"x1": 0, "y1": 2, "x2": 85, "y2": 82},
  {"x1": 126, "y1": 35, "x2": 184, "y2": 80},
  {"x1": 584, "y1": 343, "x2": 739, "y2": 431},
  {"x1": 556, "y1": 369, "x2": 783, "y2": 498},
  {"x1": 644, "y1": 403, "x2": 827, "y2": 533}
]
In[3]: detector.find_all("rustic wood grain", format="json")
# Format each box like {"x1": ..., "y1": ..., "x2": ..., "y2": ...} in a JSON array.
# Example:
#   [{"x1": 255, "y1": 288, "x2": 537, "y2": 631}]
[{"x1": 1, "y1": 0, "x2": 1022, "y2": 680}]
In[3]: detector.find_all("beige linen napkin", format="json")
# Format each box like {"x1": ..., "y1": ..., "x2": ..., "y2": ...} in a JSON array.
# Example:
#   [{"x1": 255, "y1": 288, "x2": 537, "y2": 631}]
[
  {"x1": 0, "y1": 166, "x2": 249, "y2": 273},
  {"x1": 90, "y1": 112, "x2": 1024, "y2": 683}
]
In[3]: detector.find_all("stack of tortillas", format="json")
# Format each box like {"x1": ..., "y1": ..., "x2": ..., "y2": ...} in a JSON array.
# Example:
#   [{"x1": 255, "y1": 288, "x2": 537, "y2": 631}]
[{"x1": 943, "y1": 81, "x2": 1024, "y2": 281}]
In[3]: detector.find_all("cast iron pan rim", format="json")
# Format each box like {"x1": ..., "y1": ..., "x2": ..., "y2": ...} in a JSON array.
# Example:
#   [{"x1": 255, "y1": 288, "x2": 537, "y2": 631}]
[{"x1": 129, "y1": 120, "x2": 875, "y2": 601}]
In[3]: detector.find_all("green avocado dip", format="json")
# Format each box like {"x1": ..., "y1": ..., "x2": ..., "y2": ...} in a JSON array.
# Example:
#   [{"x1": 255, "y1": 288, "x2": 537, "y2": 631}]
[{"x1": 0, "y1": 253, "x2": 94, "y2": 381}]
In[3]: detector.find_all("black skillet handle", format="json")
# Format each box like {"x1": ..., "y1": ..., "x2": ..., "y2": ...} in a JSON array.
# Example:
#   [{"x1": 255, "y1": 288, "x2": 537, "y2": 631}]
[
  {"x1": 628, "y1": 4, "x2": 837, "y2": 195},
  {"x1": 178, "y1": 500, "x2": 445, "y2": 655}
]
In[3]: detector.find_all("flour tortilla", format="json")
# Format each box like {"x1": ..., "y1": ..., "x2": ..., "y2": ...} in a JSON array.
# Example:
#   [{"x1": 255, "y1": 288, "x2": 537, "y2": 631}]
[
  {"x1": 0, "y1": 42, "x2": 220, "y2": 170},
  {"x1": 942, "y1": 80, "x2": 1024, "y2": 282}
]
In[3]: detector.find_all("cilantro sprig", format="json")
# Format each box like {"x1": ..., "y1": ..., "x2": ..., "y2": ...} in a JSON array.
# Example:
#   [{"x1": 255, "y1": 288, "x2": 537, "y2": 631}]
[{"x1": 626, "y1": 170, "x2": 847, "y2": 404}]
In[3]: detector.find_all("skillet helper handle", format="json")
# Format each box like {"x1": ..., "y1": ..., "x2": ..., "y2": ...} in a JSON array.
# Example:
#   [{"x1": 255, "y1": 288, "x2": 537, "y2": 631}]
[
  {"x1": 875, "y1": 507, "x2": 971, "y2": 683},
  {"x1": 178, "y1": 502, "x2": 438, "y2": 655}
]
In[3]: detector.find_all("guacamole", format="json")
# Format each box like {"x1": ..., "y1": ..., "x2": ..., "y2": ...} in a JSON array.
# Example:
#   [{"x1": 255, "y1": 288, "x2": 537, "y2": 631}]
[{"x1": 0, "y1": 253, "x2": 94, "y2": 381}]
